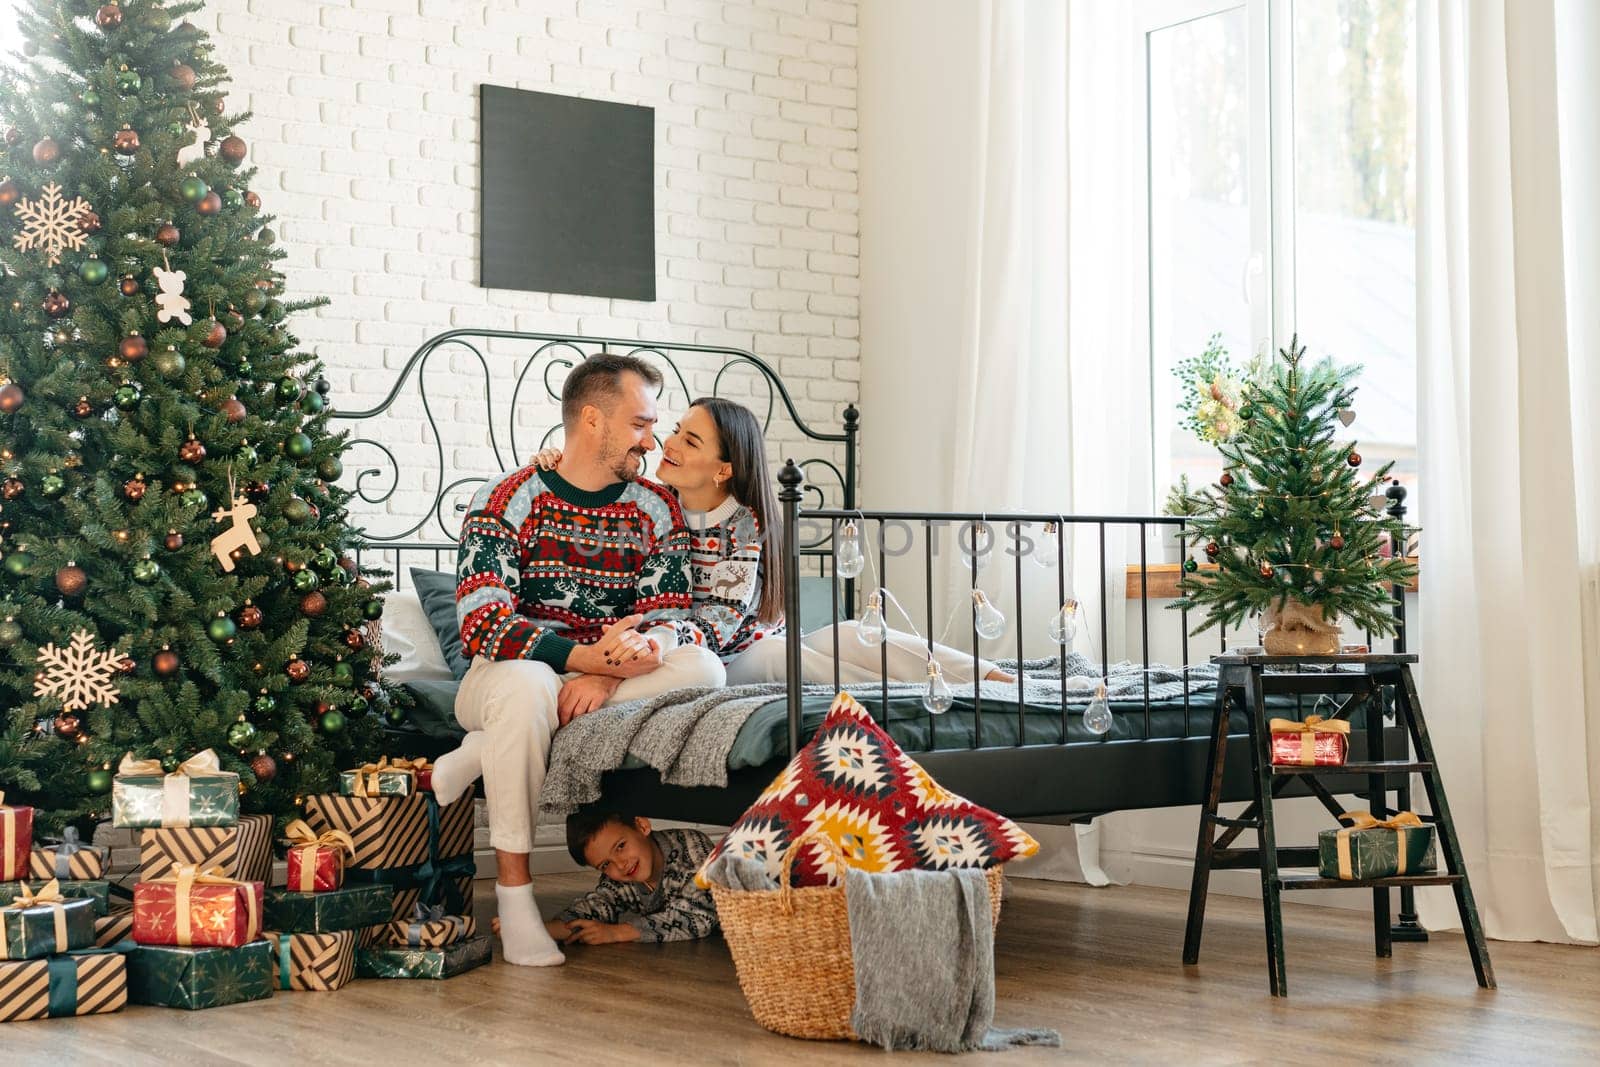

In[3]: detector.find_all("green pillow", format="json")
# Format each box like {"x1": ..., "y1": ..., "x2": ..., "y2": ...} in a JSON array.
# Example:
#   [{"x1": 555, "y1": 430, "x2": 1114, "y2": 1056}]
[{"x1": 409, "y1": 568, "x2": 472, "y2": 681}]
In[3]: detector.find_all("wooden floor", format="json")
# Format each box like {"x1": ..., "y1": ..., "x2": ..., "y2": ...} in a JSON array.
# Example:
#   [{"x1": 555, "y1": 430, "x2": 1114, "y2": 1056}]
[{"x1": 13, "y1": 873, "x2": 1599, "y2": 1065}]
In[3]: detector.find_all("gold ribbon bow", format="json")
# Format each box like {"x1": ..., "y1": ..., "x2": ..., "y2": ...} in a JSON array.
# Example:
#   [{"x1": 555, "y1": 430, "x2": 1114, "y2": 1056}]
[
  {"x1": 1269, "y1": 715, "x2": 1351, "y2": 766},
  {"x1": 347, "y1": 756, "x2": 426, "y2": 797},
  {"x1": 118, "y1": 749, "x2": 228, "y2": 828},
  {"x1": 157, "y1": 864, "x2": 261, "y2": 946},
  {"x1": 283, "y1": 820, "x2": 354, "y2": 892},
  {"x1": 1333, "y1": 810, "x2": 1425, "y2": 880},
  {"x1": 1, "y1": 878, "x2": 69, "y2": 958}
]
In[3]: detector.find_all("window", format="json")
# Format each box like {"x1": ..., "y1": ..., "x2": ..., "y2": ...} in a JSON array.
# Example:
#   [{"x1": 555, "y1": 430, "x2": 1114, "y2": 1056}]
[{"x1": 1144, "y1": 0, "x2": 1418, "y2": 524}]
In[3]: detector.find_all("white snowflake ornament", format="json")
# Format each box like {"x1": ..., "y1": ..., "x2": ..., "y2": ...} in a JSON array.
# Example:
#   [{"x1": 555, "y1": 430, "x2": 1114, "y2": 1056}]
[
  {"x1": 34, "y1": 628, "x2": 124, "y2": 713},
  {"x1": 12, "y1": 182, "x2": 95, "y2": 267}
]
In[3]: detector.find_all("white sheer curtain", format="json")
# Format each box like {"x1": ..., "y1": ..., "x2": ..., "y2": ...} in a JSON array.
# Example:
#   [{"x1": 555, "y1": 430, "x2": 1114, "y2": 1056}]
[
  {"x1": 1416, "y1": 0, "x2": 1600, "y2": 943},
  {"x1": 943, "y1": 0, "x2": 1145, "y2": 884}
]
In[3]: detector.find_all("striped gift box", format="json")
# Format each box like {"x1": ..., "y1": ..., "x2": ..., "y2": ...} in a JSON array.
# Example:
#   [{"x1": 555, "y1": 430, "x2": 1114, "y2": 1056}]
[
  {"x1": 264, "y1": 930, "x2": 355, "y2": 992},
  {"x1": 0, "y1": 950, "x2": 127, "y2": 1023},
  {"x1": 94, "y1": 906, "x2": 133, "y2": 948},
  {"x1": 357, "y1": 876, "x2": 474, "y2": 946},
  {"x1": 138, "y1": 814, "x2": 273, "y2": 884},
  {"x1": 303, "y1": 794, "x2": 473, "y2": 870},
  {"x1": 28, "y1": 843, "x2": 108, "y2": 881}
]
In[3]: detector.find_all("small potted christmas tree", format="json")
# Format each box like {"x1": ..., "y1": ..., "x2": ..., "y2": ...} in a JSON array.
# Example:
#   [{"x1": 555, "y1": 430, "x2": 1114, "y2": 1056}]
[{"x1": 1174, "y1": 338, "x2": 1416, "y2": 654}]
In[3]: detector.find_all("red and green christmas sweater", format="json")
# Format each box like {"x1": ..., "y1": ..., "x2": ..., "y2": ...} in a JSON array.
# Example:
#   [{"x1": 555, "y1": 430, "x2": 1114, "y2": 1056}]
[{"x1": 455, "y1": 466, "x2": 694, "y2": 672}]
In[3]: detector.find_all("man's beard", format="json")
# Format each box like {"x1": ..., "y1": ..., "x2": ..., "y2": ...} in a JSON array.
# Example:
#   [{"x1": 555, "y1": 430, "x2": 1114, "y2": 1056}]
[{"x1": 601, "y1": 429, "x2": 646, "y2": 482}]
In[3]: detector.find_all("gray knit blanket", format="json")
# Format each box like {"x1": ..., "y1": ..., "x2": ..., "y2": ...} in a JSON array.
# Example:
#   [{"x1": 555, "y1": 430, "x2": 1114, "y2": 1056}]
[{"x1": 538, "y1": 654, "x2": 1216, "y2": 817}]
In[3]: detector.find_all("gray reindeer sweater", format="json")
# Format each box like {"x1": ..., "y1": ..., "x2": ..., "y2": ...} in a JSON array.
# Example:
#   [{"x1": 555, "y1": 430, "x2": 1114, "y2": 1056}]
[
  {"x1": 668, "y1": 498, "x2": 783, "y2": 663},
  {"x1": 556, "y1": 828, "x2": 720, "y2": 942}
]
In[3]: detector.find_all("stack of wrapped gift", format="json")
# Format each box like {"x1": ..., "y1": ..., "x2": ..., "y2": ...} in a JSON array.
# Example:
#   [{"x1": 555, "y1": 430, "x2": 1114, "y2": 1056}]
[
  {"x1": 305, "y1": 758, "x2": 490, "y2": 979},
  {"x1": 2, "y1": 792, "x2": 128, "y2": 1023},
  {"x1": 113, "y1": 751, "x2": 276, "y2": 1010},
  {"x1": 260, "y1": 821, "x2": 392, "y2": 992},
  {"x1": 25, "y1": 826, "x2": 119, "y2": 948}
]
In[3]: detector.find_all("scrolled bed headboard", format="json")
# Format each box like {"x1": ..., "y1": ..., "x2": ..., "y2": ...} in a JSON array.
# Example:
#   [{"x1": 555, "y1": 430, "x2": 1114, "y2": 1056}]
[{"x1": 328, "y1": 328, "x2": 858, "y2": 577}]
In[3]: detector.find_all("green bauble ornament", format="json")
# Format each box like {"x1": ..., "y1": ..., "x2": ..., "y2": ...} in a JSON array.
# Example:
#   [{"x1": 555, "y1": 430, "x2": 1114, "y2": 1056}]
[
  {"x1": 132, "y1": 558, "x2": 161, "y2": 584},
  {"x1": 292, "y1": 568, "x2": 320, "y2": 593},
  {"x1": 82, "y1": 88, "x2": 101, "y2": 108},
  {"x1": 167, "y1": 121, "x2": 186, "y2": 137},
  {"x1": 5, "y1": 550, "x2": 36, "y2": 576},
  {"x1": 243, "y1": 289, "x2": 266, "y2": 314},
  {"x1": 384, "y1": 704, "x2": 407, "y2": 727},
  {"x1": 222, "y1": 187, "x2": 243, "y2": 207},
  {"x1": 317, "y1": 457, "x2": 343, "y2": 481},
  {"x1": 319, "y1": 708, "x2": 346, "y2": 734},
  {"x1": 161, "y1": 754, "x2": 181, "y2": 773},
  {"x1": 285, "y1": 433, "x2": 314, "y2": 460},
  {"x1": 299, "y1": 391, "x2": 325, "y2": 415},
  {"x1": 40, "y1": 474, "x2": 65, "y2": 498},
  {"x1": 1251, "y1": 506, "x2": 1266, "y2": 520},
  {"x1": 114, "y1": 385, "x2": 141, "y2": 411},
  {"x1": 362, "y1": 599, "x2": 383, "y2": 621},
  {"x1": 346, "y1": 694, "x2": 369, "y2": 717},
  {"x1": 275, "y1": 377, "x2": 300, "y2": 402},
  {"x1": 283, "y1": 497, "x2": 311, "y2": 523},
  {"x1": 181, "y1": 488, "x2": 208, "y2": 509},
  {"x1": 0, "y1": 618, "x2": 22, "y2": 646},
  {"x1": 79, "y1": 257, "x2": 109, "y2": 284},
  {"x1": 331, "y1": 662, "x2": 354, "y2": 688},
  {"x1": 154, "y1": 347, "x2": 186, "y2": 379},
  {"x1": 180, "y1": 175, "x2": 208, "y2": 202},
  {"x1": 208, "y1": 614, "x2": 238, "y2": 643},
  {"x1": 236, "y1": 442, "x2": 259, "y2": 467},
  {"x1": 313, "y1": 547, "x2": 338, "y2": 571},
  {"x1": 1239, "y1": 404, "x2": 1254, "y2": 420},
  {"x1": 226, "y1": 719, "x2": 257, "y2": 748},
  {"x1": 116, "y1": 68, "x2": 141, "y2": 93},
  {"x1": 1182, "y1": 558, "x2": 1199, "y2": 573},
  {"x1": 86, "y1": 768, "x2": 113, "y2": 794},
  {"x1": 253, "y1": 693, "x2": 276, "y2": 716}
]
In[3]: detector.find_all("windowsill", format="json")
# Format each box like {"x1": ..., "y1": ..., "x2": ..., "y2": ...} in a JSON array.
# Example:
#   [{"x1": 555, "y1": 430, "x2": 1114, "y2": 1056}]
[{"x1": 1125, "y1": 558, "x2": 1421, "y2": 600}]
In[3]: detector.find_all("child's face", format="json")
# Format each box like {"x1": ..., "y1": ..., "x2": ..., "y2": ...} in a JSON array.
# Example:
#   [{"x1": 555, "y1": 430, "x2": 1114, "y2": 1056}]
[{"x1": 582, "y1": 817, "x2": 660, "y2": 885}]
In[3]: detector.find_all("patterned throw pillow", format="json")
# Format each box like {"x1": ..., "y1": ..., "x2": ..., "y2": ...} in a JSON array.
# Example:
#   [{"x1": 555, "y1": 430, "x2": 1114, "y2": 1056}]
[{"x1": 696, "y1": 692, "x2": 1039, "y2": 889}]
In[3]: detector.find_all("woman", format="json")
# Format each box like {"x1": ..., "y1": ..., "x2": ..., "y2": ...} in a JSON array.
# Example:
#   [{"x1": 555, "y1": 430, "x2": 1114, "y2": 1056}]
[{"x1": 537, "y1": 397, "x2": 1011, "y2": 686}]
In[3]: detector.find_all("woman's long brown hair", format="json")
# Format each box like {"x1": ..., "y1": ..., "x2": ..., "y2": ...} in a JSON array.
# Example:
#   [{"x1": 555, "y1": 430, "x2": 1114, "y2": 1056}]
[{"x1": 692, "y1": 397, "x2": 784, "y2": 625}]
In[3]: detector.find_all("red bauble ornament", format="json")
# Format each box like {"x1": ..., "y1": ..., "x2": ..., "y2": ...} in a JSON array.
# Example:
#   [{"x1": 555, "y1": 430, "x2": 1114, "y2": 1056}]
[
  {"x1": 179, "y1": 436, "x2": 206, "y2": 463},
  {"x1": 32, "y1": 137, "x2": 60, "y2": 166},
  {"x1": 113, "y1": 125, "x2": 140, "y2": 154},
  {"x1": 212, "y1": 96, "x2": 226, "y2": 116},
  {"x1": 119, "y1": 274, "x2": 139, "y2": 296},
  {"x1": 1205, "y1": 541, "x2": 1220, "y2": 558},
  {"x1": 245, "y1": 480, "x2": 270, "y2": 503},
  {"x1": 197, "y1": 190, "x2": 222, "y2": 215},
  {"x1": 1, "y1": 478, "x2": 23, "y2": 500},
  {"x1": 1259, "y1": 561, "x2": 1275, "y2": 579},
  {"x1": 244, "y1": 190, "x2": 260, "y2": 210},
  {"x1": 77, "y1": 210, "x2": 102, "y2": 236},
  {"x1": 156, "y1": 222, "x2": 180, "y2": 246},
  {"x1": 0, "y1": 383, "x2": 23, "y2": 413},
  {"x1": 1330, "y1": 533, "x2": 1345, "y2": 550},
  {"x1": 95, "y1": 2, "x2": 123, "y2": 28},
  {"x1": 123, "y1": 475, "x2": 147, "y2": 502},
  {"x1": 221, "y1": 395, "x2": 247, "y2": 423},
  {"x1": 250, "y1": 753, "x2": 277, "y2": 782},
  {"x1": 300, "y1": 591, "x2": 327, "y2": 617},
  {"x1": 118, "y1": 656, "x2": 137, "y2": 675},
  {"x1": 201, "y1": 318, "x2": 226, "y2": 348},
  {"x1": 169, "y1": 63, "x2": 196, "y2": 90},
  {"x1": 164, "y1": 529, "x2": 184, "y2": 551},
  {"x1": 153, "y1": 648, "x2": 180, "y2": 676},
  {"x1": 0, "y1": 179, "x2": 19, "y2": 207},
  {"x1": 55, "y1": 563, "x2": 87, "y2": 597},
  {"x1": 1346, "y1": 451, "x2": 1362, "y2": 467},
  {"x1": 344, "y1": 629, "x2": 366, "y2": 651},
  {"x1": 119, "y1": 334, "x2": 148, "y2": 362},
  {"x1": 71, "y1": 396, "x2": 93, "y2": 419},
  {"x1": 43, "y1": 290, "x2": 70, "y2": 318},
  {"x1": 286, "y1": 659, "x2": 310, "y2": 683},
  {"x1": 238, "y1": 604, "x2": 263, "y2": 629},
  {"x1": 219, "y1": 135, "x2": 246, "y2": 165},
  {"x1": 2, "y1": 127, "x2": 18, "y2": 147},
  {"x1": 53, "y1": 714, "x2": 81, "y2": 739},
  {"x1": 1219, "y1": 472, "x2": 1234, "y2": 488}
]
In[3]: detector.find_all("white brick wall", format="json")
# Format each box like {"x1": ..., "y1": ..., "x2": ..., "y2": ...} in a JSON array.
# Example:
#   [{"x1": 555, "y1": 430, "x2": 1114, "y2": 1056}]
[{"x1": 192, "y1": 0, "x2": 860, "y2": 535}]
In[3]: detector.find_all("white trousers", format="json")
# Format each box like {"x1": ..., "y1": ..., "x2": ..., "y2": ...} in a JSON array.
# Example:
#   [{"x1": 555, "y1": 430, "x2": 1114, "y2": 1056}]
[
  {"x1": 453, "y1": 644, "x2": 726, "y2": 853},
  {"x1": 722, "y1": 621, "x2": 1000, "y2": 687}
]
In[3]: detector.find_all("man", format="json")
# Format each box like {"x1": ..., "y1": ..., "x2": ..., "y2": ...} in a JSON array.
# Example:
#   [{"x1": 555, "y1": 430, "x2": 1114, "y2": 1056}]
[{"x1": 430, "y1": 353, "x2": 725, "y2": 966}]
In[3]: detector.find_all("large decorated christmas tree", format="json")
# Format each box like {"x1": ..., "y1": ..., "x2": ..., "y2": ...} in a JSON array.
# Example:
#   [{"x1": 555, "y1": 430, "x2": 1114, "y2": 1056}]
[
  {"x1": 1174, "y1": 338, "x2": 1416, "y2": 652},
  {"x1": 0, "y1": 0, "x2": 385, "y2": 833}
]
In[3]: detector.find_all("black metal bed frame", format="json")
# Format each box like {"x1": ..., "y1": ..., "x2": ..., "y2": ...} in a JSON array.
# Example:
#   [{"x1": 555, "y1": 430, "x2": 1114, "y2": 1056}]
[{"x1": 336, "y1": 328, "x2": 1417, "y2": 856}]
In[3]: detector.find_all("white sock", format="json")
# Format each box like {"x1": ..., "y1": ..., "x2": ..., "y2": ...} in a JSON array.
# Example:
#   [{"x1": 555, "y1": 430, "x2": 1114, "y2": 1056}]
[
  {"x1": 430, "y1": 732, "x2": 487, "y2": 806},
  {"x1": 495, "y1": 883, "x2": 564, "y2": 967}
]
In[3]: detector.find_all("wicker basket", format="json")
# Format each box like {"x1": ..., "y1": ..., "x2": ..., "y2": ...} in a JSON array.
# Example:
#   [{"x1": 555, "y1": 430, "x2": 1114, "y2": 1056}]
[{"x1": 710, "y1": 831, "x2": 1006, "y2": 1041}]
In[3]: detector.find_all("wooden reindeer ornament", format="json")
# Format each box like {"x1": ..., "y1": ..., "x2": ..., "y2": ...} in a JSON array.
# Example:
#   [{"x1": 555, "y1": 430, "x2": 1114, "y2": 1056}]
[{"x1": 210, "y1": 470, "x2": 262, "y2": 573}]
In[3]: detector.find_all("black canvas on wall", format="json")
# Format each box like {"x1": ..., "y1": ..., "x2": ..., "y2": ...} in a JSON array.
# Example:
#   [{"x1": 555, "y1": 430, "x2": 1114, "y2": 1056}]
[{"x1": 478, "y1": 84, "x2": 656, "y2": 301}]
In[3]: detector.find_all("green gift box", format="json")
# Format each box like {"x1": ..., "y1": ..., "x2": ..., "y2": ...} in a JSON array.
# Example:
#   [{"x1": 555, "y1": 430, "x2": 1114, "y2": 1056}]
[
  {"x1": 125, "y1": 939, "x2": 275, "y2": 1010},
  {"x1": 338, "y1": 758, "x2": 429, "y2": 798},
  {"x1": 263, "y1": 885, "x2": 395, "y2": 935},
  {"x1": 0, "y1": 947, "x2": 128, "y2": 1023},
  {"x1": 1, "y1": 890, "x2": 98, "y2": 960},
  {"x1": 355, "y1": 933, "x2": 492, "y2": 979},
  {"x1": 112, "y1": 750, "x2": 239, "y2": 830},
  {"x1": 1318, "y1": 812, "x2": 1437, "y2": 881},
  {"x1": 0, "y1": 879, "x2": 110, "y2": 917}
]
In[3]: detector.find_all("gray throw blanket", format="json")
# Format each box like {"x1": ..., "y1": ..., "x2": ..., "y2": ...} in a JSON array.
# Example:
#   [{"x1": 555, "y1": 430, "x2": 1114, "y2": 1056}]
[
  {"x1": 698, "y1": 855, "x2": 1060, "y2": 1052},
  {"x1": 539, "y1": 654, "x2": 1216, "y2": 817},
  {"x1": 846, "y1": 866, "x2": 1060, "y2": 1053}
]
